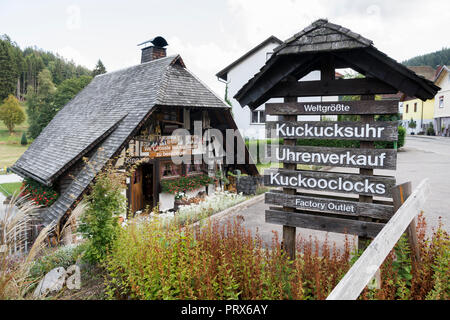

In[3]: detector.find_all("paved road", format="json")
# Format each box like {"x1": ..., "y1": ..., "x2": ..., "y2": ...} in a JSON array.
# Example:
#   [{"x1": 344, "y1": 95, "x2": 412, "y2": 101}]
[{"x1": 216, "y1": 135, "x2": 450, "y2": 250}]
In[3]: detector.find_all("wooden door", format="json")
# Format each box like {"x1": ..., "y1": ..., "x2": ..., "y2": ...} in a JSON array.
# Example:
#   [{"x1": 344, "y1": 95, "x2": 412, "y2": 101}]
[{"x1": 131, "y1": 166, "x2": 144, "y2": 213}]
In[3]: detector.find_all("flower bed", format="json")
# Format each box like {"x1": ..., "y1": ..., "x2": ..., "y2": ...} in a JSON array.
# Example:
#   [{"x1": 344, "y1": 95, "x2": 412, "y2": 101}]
[
  {"x1": 135, "y1": 191, "x2": 248, "y2": 227},
  {"x1": 20, "y1": 178, "x2": 59, "y2": 207},
  {"x1": 160, "y1": 174, "x2": 216, "y2": 194}
]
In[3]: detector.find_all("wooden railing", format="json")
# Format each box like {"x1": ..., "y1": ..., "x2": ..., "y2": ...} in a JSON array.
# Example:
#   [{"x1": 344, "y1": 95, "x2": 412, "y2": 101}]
[{"x1": 327, "y1": 179, "x2": 430, "y2": 300}]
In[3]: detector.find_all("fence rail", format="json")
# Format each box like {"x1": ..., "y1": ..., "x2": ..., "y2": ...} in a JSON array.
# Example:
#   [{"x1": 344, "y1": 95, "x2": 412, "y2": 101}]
[{"x1": 326, "y1": 178, "x2": 430, "y2": 300}]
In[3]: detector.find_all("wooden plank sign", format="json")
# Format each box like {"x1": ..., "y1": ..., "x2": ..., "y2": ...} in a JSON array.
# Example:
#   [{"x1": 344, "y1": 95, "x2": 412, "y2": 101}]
[
  {"x1": 264, "y1": 168, "x2": 396, "y2": 197},
  {"x1": 267, "y1": 145, "x2": 397, "y2": 170},
  {"x1": 265, "y1": 192, "x2": 394, "y2": 220},
  {"x1": 266, "y1": 100, "x2": 399, "y2": 115},
  {"x1": 266, "y1": 121, "x2": 398, "y2": 141},
  {"x1": 266, "y1": 209, "x2": 385, "y2": 238}
]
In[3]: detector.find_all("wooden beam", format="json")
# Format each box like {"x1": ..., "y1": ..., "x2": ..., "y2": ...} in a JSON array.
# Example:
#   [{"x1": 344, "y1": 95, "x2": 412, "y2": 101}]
[
  {"x1": 267, "y1": 77, "x2": 398, "y2": 98},
  {"x1": 282, "y1": 94, "x2": 297, "y2": 260},
  {"x1": 358, "y1": 95, "x2": 376, "y2": 250},
  {"x1": 265, "y1": 100, "x2": 399, "y2": 115},
  {"x1": 265, "y1": 209, "x2": 385, "y2": 238},
  {"x1": 326, "y1": 179, "x2": 430, "y2": 300},
  {"x1": 265, "y1": 192, "x2": 394, "y2": 220}
]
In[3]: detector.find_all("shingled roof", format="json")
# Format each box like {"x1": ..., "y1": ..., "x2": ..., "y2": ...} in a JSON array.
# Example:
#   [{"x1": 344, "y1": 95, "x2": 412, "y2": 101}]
[
  {"x1": 12, "y1": 55, "x2": 233, "y2": 225},
  {"x1": 234, "y1": 19, "x2": 440, "y2": 109}
]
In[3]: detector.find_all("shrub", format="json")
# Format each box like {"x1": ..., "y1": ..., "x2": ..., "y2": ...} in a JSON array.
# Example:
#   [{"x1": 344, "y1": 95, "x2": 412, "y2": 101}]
[
  {"x1": 104, "y1": 218, "x2": 352, "y2": 300},
  {"x1": 29, "y1": 243, "x2": 87, "y2": 281},
  {"x1": 426, "y1": 124, "x2": 435, "y2": 136},
  {"x1": 105, "y1": 213, "x2": 448, "y2": 300},
  {"x1": 20, "y1": 132, "x2": 28, "y2": 145},
  {"x1": 396, "y1": 126, "x2": 406, "y2": 148},
  {"x1": 78, "y1": 169, "x2": 126, "y2": 263},
  {"x1": 359, "y1": 214, "x2": 449, "y2": 300}
]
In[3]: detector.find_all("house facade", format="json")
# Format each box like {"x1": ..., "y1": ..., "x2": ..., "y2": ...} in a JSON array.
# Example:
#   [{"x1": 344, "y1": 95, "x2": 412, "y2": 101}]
[
  {"x1": 433, "y1": 66, "x2": 450, "y2": 136},
  {"x1": 400, "y1": 66, "x2": 437, "y2": 134},
  {"x1": 216, "y1": 36, "x2": 339, "y2": 139},
  {"x1": 402, "y1": 98, "x2": 435, "y2": 134},
  {"x1": 12, "y1": 37, "x2": 258, "y2": 226}
]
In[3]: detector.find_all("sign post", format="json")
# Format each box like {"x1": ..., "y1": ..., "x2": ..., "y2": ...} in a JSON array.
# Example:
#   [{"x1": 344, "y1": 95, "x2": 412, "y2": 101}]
[{"x1": 265, "y1": 98, "x2": 399, "y2": 256}]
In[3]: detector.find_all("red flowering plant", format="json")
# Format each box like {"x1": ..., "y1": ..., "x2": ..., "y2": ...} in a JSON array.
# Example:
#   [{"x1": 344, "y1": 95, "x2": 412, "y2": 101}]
[
  {"x1": 160, "y1": 174, "x2": 216, "y2": 195},
  {"x1": 20, "y1": 177, "x2": 59, "y2": 207}
]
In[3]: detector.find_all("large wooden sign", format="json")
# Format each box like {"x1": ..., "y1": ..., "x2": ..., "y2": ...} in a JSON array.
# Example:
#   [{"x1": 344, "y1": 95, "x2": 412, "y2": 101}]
[
  {"x1": 266, "y1": 121, "x2": 398, "y2": 141},
  {"x1": 267, "y1": 145, "x2": 397, "y2": 170},
  {"x1": 263, "y1": 97, "x2": 398, "y2": 254},
  {"x1": 266, "y1": 100, "x2": 399, "y2": 115}
]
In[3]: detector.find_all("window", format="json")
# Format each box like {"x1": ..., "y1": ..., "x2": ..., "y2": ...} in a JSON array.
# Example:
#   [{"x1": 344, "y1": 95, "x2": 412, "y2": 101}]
[
  {"x1": 405, "y1": 104, "x2": 409, "y2": 113},
  {"x1": 160, "y1": 161, "x2": 181, "y2": 178},
  {"x1": 414, "y1": 102, "x2": 417, "y2": 112},
  {"x1": 186, "y1": 163, "x2": 203, "y2": 175},
  {"x1": 439, "y1": 96, "x2": 444, "y2": 108},
  {"x1": 251, "y1": 110, "x2": 266, "y2": 124}
]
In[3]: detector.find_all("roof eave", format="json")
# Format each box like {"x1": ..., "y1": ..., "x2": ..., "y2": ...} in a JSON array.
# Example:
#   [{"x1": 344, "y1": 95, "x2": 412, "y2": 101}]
[{"x1": 215, "y1": 35, "x2": 283, "y2": 80}]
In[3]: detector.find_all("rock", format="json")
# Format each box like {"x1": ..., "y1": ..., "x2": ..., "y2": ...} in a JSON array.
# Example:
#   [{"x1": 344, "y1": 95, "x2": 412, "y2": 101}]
[
  {"x1": 33, "y1": 267, "x2": 66, "y2": 298},
  {"x1": 66, "y1": 265, "x2": 81, "y2": 290}
]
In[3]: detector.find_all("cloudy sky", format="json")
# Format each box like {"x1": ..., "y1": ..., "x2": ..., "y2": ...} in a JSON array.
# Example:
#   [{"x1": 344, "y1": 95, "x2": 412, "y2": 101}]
[{"x1": 1, "y1": 0, "x2": 449, "y2": 96}]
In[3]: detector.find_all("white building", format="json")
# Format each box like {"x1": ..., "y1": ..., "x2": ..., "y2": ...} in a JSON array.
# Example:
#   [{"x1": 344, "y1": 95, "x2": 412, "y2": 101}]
[
  {"x1": 216, "y1": 36, "x2": 339, "y2": 139},
  {"x1": 434, "y1": 66, "x2": 450, "y2": 136}
]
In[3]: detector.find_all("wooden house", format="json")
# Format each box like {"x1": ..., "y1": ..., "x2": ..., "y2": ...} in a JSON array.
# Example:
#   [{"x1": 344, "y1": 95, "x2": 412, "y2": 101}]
[{"x1": 11, "y1": 37, "x2": 258, "y2": 226}]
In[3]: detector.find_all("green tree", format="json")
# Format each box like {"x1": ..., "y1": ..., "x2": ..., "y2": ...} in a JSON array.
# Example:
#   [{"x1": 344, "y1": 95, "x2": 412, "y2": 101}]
[
  {"x1": 92, "y1": 59, "x2": 106, "y2": 77},
  {"x1": 53, "y1": 75, "x2": 92, "y2": 111},
  {"x1": 403, "y1": 47, "x2": 450, "y2": 68},
  {"x1": 26, "y1": 69, "x2": 56, "y2": 138},
  {"x1": 0, "y1": 39, "x2": 18, "y2": 101},
  {"x1": 78, "y1": 167, "x2": 126, "y2": 263},
  {"x1": 0, "y1": 94, "x2": 25, "y2": 134}
]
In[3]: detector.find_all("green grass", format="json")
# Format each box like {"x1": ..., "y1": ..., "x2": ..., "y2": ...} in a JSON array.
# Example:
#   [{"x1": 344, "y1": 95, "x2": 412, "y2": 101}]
[
  {"x1": 0, "y1": 101, "x2": 31, "y2": 168},
  {"x1": 0, "y1": 182, "x2": 22, "y2": 197}
]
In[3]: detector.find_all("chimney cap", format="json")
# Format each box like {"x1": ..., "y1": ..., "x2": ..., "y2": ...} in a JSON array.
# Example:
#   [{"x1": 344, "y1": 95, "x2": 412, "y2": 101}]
[{"x1": 137, "y1": 36, "x2": 168, "y2": 48}]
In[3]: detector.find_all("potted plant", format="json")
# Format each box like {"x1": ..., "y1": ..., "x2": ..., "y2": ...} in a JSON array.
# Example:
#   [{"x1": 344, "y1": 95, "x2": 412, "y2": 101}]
[
  {"x1": 408, "y1": 118, "x2": 416, "y2": 134},
  {"x1": 174, "y1": 191, "x2": 185, "y2": 211}
]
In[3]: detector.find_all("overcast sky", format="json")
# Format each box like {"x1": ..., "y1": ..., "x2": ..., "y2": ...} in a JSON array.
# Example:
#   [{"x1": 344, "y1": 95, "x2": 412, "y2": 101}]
[{"x1": 1, "y1": 0, "x2": 449, "y2": 97}]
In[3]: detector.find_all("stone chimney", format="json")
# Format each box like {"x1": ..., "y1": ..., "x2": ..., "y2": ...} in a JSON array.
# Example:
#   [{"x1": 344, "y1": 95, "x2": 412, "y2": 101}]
[{"x1": 138, "y1": 36, "x2": 168, "y2": 63}]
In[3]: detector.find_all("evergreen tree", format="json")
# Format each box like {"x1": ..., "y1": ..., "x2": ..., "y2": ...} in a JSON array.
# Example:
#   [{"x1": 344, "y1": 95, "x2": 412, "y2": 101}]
[
  {"x1": 20, "y1": 132, "x2": 28, "y2": 145},
  {"x1": 26, "y1": 69, "x2": 56, "y2": 138},
  {"x1": 403, "y1": 47, "x2": 450, "y2": 68},
  {"x1": 0, "y1": 94, "x2": 25, "y2": 134},
  {"x1": 92, "y1": 59, "x2": 106, "y2": 77},
  {"x1": 0, "y1": 40, "x2": 18, "y2": 101}
]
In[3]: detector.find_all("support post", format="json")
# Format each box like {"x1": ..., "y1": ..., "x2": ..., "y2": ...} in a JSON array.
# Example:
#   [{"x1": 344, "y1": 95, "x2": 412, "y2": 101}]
[
  {"x1": 282, "y1": 95, "x2": 297, "y2": 260},
  {"x1": 358, "y1": 95, "x2": 375, "y2": 250},
  {"x1": 392, "y1": 181, "x2": 421, "y2": 264}
]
